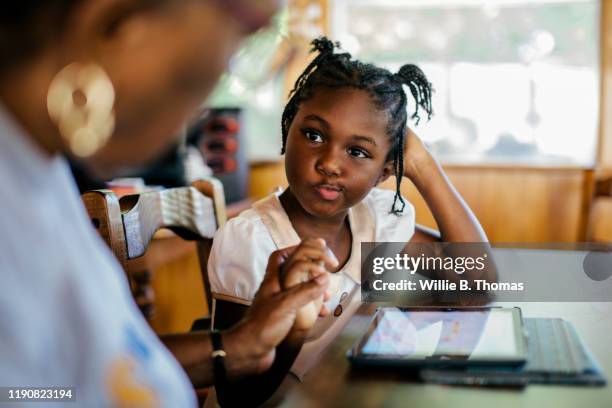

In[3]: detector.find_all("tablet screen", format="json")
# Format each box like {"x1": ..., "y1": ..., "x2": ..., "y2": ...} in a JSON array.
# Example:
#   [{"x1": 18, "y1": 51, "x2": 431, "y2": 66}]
[{"x1": 354, "y1": 307, "x2": 525, "y2": 362}]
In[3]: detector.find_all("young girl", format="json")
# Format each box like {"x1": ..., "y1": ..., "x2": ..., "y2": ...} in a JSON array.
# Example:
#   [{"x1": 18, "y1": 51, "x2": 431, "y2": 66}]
[{"x1": 207, "y1": 37, "x2": 491, "y2": 405}]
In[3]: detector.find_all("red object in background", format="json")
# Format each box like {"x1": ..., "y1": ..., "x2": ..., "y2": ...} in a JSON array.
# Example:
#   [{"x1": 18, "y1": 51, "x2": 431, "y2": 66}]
[
  {"x1": 204, "y1": 116, "x2": 240, "y2": 134},
  {"x1": 199, "y1": 114, "x2": 242, "y2": 176},
  {"x1": 206, "y1": 156, "x2": 237, "y2": 173},
  {"x1": 202, "y1": 137, "x2": 238, "y2": 154},
  {"x1": 187, "y1": 108, "x2": 248, "y2": 203}
]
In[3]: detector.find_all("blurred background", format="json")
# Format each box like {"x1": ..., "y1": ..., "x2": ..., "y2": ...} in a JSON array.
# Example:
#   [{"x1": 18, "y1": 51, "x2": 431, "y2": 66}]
[
  {"x1": 87, "y1": 0, "x2": 612, "y2": 332},
  {"x1": 199, "y1": 0, "x2": 611, "y2": 244}
]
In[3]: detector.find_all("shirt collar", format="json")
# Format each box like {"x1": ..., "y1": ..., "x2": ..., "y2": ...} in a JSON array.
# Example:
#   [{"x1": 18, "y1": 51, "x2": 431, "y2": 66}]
[{"x1": 252, "y1": 188, "x2": 376, "y2": 283}]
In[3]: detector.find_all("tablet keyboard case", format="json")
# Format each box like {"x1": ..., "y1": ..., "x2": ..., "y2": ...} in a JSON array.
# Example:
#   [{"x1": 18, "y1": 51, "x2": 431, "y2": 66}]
[{"x1": 420, "y1": 318, "x2": 606, "y2": 386}]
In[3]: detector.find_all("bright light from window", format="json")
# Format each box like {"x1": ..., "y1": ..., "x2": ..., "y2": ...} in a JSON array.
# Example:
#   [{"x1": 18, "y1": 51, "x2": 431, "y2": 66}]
[{"x1": 332, "y1": 0, "x2": 599, "y2": 166}]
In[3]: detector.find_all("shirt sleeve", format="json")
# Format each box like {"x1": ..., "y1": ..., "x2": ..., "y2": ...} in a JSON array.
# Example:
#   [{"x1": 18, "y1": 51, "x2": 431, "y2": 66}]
[
  {"x1": 369, "y1": 188, "x2": 416, "y2": 242},
  {"x1": 207, "y1": 213, "x2": 276, "y2": 304}
]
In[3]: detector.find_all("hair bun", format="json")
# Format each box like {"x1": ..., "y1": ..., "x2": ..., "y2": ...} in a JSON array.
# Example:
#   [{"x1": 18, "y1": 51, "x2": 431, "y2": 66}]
[
  {"x1": 394, "y1": 63, "x2": 433, "y2": 124},
  {"x1": 310, "y1": 37, "x2": 337, "y2": 55},
  {"x1": 395, "y1": 64, "x2": 427, "y2": 83}
]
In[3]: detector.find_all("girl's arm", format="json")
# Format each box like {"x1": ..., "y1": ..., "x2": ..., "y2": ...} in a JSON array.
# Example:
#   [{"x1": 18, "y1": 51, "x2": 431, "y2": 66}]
[
  {"x1": 404, "y1": 128, "x2": 496, "y2": 283},
  {"x1": 405, "y1": 128, "x2": 487, "y2": 243}
]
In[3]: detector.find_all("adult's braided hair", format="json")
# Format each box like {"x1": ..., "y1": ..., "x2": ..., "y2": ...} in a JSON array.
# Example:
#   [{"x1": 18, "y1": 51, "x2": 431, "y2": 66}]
[{"x1": 281, "y1": 37, "x2": 433, "y2": 215}]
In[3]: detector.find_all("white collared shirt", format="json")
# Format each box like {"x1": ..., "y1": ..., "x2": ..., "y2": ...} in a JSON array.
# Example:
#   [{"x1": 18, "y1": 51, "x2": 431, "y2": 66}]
[
  {"x1": 0, "y1": 105, "x2": 195, "y2": 407},
  {"x1": 208, "y1": 188, "x2": 415, "y2": 379}
]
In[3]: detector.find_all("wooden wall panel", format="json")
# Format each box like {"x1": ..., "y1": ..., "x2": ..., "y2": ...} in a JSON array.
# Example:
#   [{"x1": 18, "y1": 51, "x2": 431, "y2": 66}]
[
  {"x1": 588, "y1": 197, "x2": 612, "y2": 241},
  {"x1": 249, "y1": 161, "x2": 288, "y2": 199},
  {"x1": 381, "y1": 167, "x2": 590, "y2": 243}
]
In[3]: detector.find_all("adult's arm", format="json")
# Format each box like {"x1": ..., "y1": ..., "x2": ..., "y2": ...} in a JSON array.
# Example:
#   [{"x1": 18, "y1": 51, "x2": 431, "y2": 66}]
[
  {"x1": 210, "y1": 238, "x2": 337, "y2": 405},
  {"x1": 161, "y1": 246, "x2": 331, "y2": 388}
]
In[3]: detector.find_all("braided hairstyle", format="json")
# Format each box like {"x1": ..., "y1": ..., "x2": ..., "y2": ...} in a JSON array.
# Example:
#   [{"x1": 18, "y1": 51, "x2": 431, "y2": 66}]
[{"x1": 281, "y1": 37, "x2": 433, "y2": 215}]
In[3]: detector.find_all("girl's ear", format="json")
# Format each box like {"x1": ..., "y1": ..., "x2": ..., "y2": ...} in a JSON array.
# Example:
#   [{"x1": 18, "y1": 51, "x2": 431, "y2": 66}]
[{"x1": 376, "y1": 161, "x2": 394, "y2": 185}]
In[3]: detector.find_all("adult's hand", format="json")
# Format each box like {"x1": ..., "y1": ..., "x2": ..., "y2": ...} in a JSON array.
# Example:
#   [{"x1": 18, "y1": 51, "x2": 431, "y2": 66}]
[
  {"x1": 280, "y1": 238, "x2": 339, "y2": 330},
  {"x1": 222, "y1": 241, "x2": 333, "y2": 377}
]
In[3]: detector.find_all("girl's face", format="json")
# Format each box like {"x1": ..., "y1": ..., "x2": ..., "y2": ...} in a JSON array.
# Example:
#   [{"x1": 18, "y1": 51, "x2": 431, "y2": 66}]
[{"x1": 284, "y1": 87, "x2": 394, "y2": 219}]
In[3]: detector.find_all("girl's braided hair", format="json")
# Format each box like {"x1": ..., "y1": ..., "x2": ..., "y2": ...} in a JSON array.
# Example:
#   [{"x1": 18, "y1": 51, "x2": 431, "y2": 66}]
[{"x1": 281, "y1": 37, "x2": 433, "y2": 215}]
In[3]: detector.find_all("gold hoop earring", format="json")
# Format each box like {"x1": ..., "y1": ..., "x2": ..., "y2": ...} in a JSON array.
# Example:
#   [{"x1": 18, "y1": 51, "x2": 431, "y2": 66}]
[{"x1": 47, "y1": 62, "x2": 115, "y2": 157}]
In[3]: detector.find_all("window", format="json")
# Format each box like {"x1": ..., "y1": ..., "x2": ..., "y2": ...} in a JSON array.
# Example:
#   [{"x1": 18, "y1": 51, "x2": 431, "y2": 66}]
[{"x1": 332, "y1": 0, "x2": 600, "y2": 166}]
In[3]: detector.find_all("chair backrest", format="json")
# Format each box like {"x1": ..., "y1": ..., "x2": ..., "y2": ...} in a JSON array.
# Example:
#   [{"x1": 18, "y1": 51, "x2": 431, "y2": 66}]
[
  {"x1": 82, "y1": 177, "x2": 227, "y2": 312},
  {"x1": 587, "y1": 176, "x2": 612, "y2": 242}
]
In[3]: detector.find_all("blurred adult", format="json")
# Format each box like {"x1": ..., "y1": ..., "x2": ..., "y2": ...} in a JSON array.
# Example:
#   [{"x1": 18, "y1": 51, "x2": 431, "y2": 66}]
[{"x1": 0, "y1": 1, "x2": 331, "y2": 406}]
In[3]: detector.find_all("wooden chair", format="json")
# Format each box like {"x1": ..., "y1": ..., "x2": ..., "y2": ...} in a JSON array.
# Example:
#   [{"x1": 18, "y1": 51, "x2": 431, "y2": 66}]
[
  {"x1": 81, "y1": 178, "x2": 227, "y2": 319},
  {"x1": 587, "y1": 176, "x2": 612, "y2": 242}
]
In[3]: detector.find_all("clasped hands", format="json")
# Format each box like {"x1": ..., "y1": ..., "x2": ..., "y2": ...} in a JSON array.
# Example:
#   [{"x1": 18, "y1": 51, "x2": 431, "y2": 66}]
[{"x1": 223, "y1": 238, "x2": 338, "y2": 377}]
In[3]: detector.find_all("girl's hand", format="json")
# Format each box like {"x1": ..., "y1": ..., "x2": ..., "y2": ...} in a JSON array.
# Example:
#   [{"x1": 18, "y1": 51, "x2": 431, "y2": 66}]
[
  {"x1": 403, "y1": 127, "x2": 435, "y2": 182},
  {"x1": 281, "y1": 238, "x2": 339, "y2": 330}
]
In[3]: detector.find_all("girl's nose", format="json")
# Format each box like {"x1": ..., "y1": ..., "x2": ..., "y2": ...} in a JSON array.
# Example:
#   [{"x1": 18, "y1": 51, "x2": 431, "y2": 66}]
[{"x1": 316, "y1": 148, "x2": 341, "y2": 177}]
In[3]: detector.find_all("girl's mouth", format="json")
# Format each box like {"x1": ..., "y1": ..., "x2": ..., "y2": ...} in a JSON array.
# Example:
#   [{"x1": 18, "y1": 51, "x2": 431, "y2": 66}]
[{"x1": 315, "y1": 184, "x2": 342, "y2": 201}]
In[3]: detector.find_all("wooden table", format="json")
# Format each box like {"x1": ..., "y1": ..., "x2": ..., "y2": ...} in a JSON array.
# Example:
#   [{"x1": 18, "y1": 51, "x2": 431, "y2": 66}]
[{"x1": 281, "y1": 302, "x2": 612, "y2": 408}]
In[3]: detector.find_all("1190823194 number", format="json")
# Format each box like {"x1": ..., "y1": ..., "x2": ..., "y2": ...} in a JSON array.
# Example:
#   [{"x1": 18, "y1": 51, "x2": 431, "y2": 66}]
[{"x1": 1, "y1": 387, "x2": 75, "y2": 402}]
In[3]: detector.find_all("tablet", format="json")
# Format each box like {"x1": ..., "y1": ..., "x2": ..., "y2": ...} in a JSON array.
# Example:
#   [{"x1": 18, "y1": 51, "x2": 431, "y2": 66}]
[{"x1": 348, "y1": 307, "x2": 527, "y2": 367}]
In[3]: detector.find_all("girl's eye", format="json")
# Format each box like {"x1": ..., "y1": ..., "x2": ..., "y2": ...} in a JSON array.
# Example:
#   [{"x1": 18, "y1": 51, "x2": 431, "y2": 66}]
[
  {"x1": 304, "y1": 130, "x2": 323, "y2": 143},
  {"x1": 348, "y1": 147, "x2": 370, "y2": 159}
]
